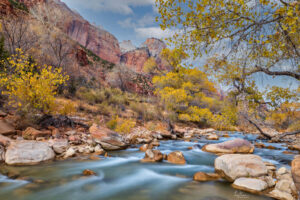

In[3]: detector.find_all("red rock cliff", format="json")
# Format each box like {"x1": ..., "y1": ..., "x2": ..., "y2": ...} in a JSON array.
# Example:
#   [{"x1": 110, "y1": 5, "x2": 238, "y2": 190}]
[{"x1": 121, "y1": 48, "x2": 150, "y2": 73}]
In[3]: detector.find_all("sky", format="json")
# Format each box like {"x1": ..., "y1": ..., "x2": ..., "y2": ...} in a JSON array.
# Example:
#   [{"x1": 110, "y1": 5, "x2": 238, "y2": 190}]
[
  {"x1": 61, "y1": 0, "x2": 173, "y2": 47},
  {"x1": 60, "y1": 0, "x2": 298, "y2": 91}
]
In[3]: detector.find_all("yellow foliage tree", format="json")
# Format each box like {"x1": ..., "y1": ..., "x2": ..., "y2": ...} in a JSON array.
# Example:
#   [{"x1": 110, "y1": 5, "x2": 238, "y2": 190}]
[
  {"x1": 153, "y1": 48, "x2": 236, "y2": 129},
  {"x1": 0, "y1": 49, "x2": 69, "y2": 115}
]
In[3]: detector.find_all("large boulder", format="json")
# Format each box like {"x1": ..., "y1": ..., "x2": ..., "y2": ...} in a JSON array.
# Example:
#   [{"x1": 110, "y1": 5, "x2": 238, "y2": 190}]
[
  {"x1": 5, "y1": 141, "x2": 55, "y2": 165},
  {"x1": 167, "y1": 151, "x2": 186, "y2": 165},
  {"x1": 141, "y1": 149, "x2": 163, "y2": 163},
  {"x1": 215, "y1": 154, "x2": 268, "y2": 181},
  {"x1": 292, "y1": 155, "x2": 300, "y2": 193},
  {"x1": 232, "y1": 178, "x2": 268, "y2": 193},
  {"x1": 0, "y1": 119, "x2": 15, "y2": 135},
  {"x1": 89, "y1": 124, "x2": 128, "y2": 151},
  {"x1": 202, "y1": 138, "x2": 254, "y2": 154}
]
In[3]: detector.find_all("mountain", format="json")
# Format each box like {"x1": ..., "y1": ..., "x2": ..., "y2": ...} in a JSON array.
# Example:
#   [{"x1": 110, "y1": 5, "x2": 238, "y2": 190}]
[{"x1": 0, "y1": 0, "x2": 170, "y2": 93}]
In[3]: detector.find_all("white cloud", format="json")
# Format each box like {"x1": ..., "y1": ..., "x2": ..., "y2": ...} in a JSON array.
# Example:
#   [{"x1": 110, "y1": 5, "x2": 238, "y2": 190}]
[
  {"x1": 64, "y1": 0, "x2": 155, "y2": 15},
  {"x1": 117, "y1": 13, "x2": 156, "y2": 29},
  {"x1": 135, "y1": 27, "x2": 175, "y2": 39}
]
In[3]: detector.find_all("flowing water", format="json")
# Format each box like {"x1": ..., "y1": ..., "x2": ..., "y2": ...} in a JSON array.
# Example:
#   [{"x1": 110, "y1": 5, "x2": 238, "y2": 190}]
[{"x1": 0, "y1": 132, "x2": 297, "y2": 200}]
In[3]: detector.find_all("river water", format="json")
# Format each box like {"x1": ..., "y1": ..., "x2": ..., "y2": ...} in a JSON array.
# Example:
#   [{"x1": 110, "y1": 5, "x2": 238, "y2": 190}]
[{"x1": 0, "y1": 132, "x2": 297, "y2": 200}]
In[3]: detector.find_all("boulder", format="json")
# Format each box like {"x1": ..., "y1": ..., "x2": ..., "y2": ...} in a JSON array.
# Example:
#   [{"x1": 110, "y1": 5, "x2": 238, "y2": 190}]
[
  {"x1": 52, "y1": 139, "x2": 69, "y2": 154},
  {"x1": 167, "y1": 151, "x2": 186, "y2": 165},
  {"x1": 202, "y1": 138, "x2": 254, "y2": 154},
  {"x1": 82, "y1": 169, "x2": 96, "y2": 176},
  {"x1": 215, "y1": 154, "x2": 268, "y2": 181},
  {"x1": 289, "y1": 145, "x2": 300, "y2": 151},
  {"x1": 5, "y1": 141, "x2": 55, "y2": 165},
  {"x1": 206, "y1": 134, "x2": 219, "y2": 140},
  {"x1": 22, "y1": 127, "x2": 51, "y2": 140},
  {"x1": 126, "y1": 127, "x2": 154, "y2": 144},
  {"x1": 0, "y1": 134, "x2": 12, "y2": 147},
  {"x1": 193, "y1": 172, "x2": 221, "y2": 182},
  {"x1": 268, "y1": 189, "x2": 294, "y2": 200},
  {"x1": 0, "y1": 120, "x2": 15, "y2": 135},
  {"x1": 90, "y1": 124, "x2": 128, "y2": 151},
  {"x1": 94, "y1": 145, "x2": 105, "y2": 154},
  {"x1": 292, "y1": 155, "x2": 300, "y2": 193},
  {"x1": 141, "y1": 149, "x2": 163, "y2": 162},
  {"x1": 139, "y1": 144, "x2": 153, "y2": 152},
  {"x1": 64, "y1": 147, "x2": 76, "y2": 158},
  {"x1": 232, "y1": 178, "x2": 268, "y2": 193}
]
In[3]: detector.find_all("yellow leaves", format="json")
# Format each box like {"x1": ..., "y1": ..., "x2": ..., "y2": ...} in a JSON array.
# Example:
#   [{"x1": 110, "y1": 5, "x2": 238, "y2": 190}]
[{"x1": 0, "y1": 48, "x2": 68, "y2": 114}]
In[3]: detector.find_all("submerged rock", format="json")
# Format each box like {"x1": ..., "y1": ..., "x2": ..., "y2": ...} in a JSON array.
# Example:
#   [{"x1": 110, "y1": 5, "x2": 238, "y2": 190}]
[
  {"x1": 167, "y1": 151, "x2": 186, "y2": 165},
  {"x1": 141, "y1": 149, "x2": 163, "y2": 162},
  {"x1": 215, "y1": 154, "x2": 268, "y2": 181},
  {"x1": 202, "y1": 138, "x2": 254, "y2": 154},
  {"x1": 82, "y1": 169, "x2": 96, "y2": 176},
  {"x1": 90, "y1": 124, "x2": 128, "y2": 151},
  {"x1": 5, "y1": 141, "x2": 55, "y2": 165},
  {"x1": 232, "y1": 178, "x2": 268, "y2": 193},
  {"x1": 193, "y1": 172, "x2": 221, "y2": 182}
]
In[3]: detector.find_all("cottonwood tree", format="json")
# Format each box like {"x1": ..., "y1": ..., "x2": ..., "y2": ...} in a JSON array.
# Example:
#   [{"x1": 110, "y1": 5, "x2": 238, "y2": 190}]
[
  {"x1": 156, "y1": 0, "x2": 299, "y2": 135},
  {"x1": 0, "y1": 15, "x2": 38, "y2": 54}
]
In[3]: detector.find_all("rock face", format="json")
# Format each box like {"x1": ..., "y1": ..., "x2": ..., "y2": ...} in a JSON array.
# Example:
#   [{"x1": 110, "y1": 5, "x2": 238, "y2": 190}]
[
  {"x1": 232, "y1": 178, "x2": 268, "y2": 193},
  {"x1": 0, "y1": 120, "x2": 15, "y2": 135},
  {"x1": 5, "y1": 141, "x2": 55, "y2": 165},
  {"x1": 143, "y1": 38, "x2": 166, "y2": 58},
  {"x1": 141, "y1": 149, "x2": 163, "y2": 162},
  {"x1": 193, "y1": 172, "x2": 221, "y2": 182},
  {"x1": 292, "y1": 156, "x2": 300, "y2": 194},
  {"x1": 67, "y1": 19, "x2": 121, "y2": 64},
  {"x1": 167, "y1": 151, "x2": 186, "y2": 165},
  {"x1": 0, "y1": 0, "x2": 13, "y2": 15},
  {"x1": 120, "y1": 48, "x2": 150, "y2": 73},
  {"x1": 215, "y1": 154, "x2": 268, "y2": 181},
  {"x1": 89, "y1": 124, "x2": 128, "y2": 151},
  {"x1": 120, "y1": 40, "x2": 136, "y2": 53},
  {"x1": 202, "y1": 138, "x2": 254, "y2": 154}
]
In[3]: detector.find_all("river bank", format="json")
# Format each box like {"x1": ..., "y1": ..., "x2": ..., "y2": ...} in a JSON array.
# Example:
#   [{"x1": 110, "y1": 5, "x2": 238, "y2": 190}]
[{"x1": 0, "y1": 119, "x2": 299, "y2": 200}]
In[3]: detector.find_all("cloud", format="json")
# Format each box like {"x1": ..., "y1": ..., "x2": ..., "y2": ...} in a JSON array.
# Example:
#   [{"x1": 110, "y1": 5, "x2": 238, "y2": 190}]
[
  {"x1": 117, "y1": 13, "x2": 156, "y2": 29},
  {"x1": 63, "y1": 0, "x2": 155, "y2": 15},
  {"x1": 135, "y1": 27, "x2": 176, "y2": 39}
]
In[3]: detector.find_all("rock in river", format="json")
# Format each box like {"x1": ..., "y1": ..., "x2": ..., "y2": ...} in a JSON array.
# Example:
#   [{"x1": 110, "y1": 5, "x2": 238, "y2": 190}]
[
  {"x1": 90, "y1": 124, "x2": 128, "y2": 151},
  {"x1": 167, "y1": 151, "x2": 186, "y2": 165},
  {"x1": 193, "y1": 172, "x2": 221, "y2": 182},
  {"x1": 5, "y1": 141, "x2": 55, "y2": 165},
  {"x1": 232, "y1": 178, "x2": 268, "y2": 193},
  {"x1": 141, "y1": 149, "x2": 163, "y2": 162},
  {"x1": 215, "y1": 154, "x2": 268, "y2": 181},
  {"x1": 202, "y1": 138, "x2": 254, "y2": 154}
]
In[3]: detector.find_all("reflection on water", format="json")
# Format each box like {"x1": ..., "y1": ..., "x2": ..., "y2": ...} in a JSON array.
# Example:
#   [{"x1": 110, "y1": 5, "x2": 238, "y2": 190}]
[{"x1": 0, "y1": 131, "x2": 295, "y2": 200}]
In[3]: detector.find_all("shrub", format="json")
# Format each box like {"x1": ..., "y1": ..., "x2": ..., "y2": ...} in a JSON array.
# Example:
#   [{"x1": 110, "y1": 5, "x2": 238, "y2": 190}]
[
  {"x1": 106, "y1": 115, "x2": 136, "y2": 134},
  {"x1": 0, "y1": 49, "x2": 68, "y2": 115},
  {"x1": 59, "y1": 101, "x2": 77, "y2": 116}
]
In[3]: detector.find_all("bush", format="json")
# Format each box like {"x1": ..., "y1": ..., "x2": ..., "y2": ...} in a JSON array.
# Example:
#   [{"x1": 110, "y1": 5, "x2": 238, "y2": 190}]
[
  {"x1": 59, "y1": 101, "x2": 77, "y2": 116},
  {"x1": 106, "y1": 115, "x2": 136, "y2": 134},
  {"x1": 0, "y1": 49, "x2": 68, "y2": 115}
]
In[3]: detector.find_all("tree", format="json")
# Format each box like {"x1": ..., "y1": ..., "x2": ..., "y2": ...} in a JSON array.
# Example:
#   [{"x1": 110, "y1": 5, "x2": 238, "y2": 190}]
[
  {"x1": 156, "y1": 0, "x2": 299, "y2": 133},
  {"x1": 0, "y1": 15, "x2": 38, "y2": 54},
  {"x1": 0, "y1": 48, "x2": 69, "y2": 115},
  {"x1": 153, "y1": 48, "x2": 236, "y2": 129}
]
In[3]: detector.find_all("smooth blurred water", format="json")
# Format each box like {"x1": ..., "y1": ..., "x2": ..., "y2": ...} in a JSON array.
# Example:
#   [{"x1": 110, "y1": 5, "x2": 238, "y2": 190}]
[{"x1": 0, "y1": 132, "x2": 297, "y2": 200}]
